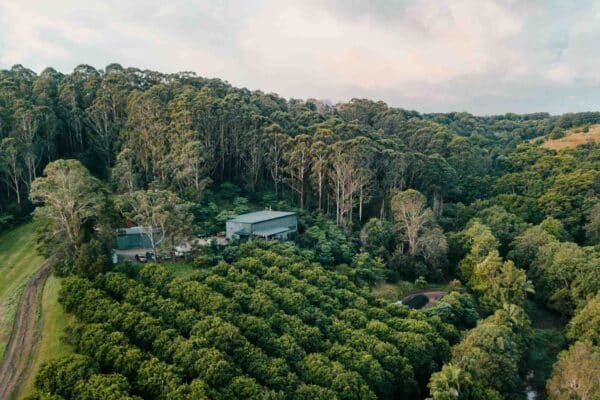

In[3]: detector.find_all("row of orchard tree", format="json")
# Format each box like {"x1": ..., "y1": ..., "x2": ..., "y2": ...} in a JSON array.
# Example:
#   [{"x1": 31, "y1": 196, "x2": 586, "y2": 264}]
[
  {"x1": 29, "y1": 241, "x2": 463, "y2": 400},
  {"x1": 3, "y1": 64, "x2": 600, "y2": 233}
]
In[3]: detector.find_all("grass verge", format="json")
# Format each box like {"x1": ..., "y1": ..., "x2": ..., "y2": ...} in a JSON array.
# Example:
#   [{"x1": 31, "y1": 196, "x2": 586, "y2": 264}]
[
  {"x1": 18, "y1": 275, "x2": 74, "y2": 398},
  {"x1": 0, "y1": 222, "x2": 44, "y2": 360}
]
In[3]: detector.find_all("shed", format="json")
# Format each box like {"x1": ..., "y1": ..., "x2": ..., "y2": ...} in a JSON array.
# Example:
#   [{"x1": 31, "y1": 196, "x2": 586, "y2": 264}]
[
  {"x1": 226, "y1": 211, "x2": 297, "y2": 240},
  {"x1": 115, "y1": 226, "x2": 162, "y2": 250}
]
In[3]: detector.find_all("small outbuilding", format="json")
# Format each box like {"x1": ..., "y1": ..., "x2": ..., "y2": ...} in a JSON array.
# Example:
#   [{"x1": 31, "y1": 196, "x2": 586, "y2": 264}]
[
  {"x1": 226, "y1": 211, "x2": 297, "y2": 241},
  {"x1": 115, "y1": 226, "x2": 161, "y2": 250}
]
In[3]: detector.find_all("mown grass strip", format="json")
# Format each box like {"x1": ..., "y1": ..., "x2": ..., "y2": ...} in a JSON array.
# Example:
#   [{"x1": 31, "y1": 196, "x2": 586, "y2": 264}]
[{"x1": 0, "y1": 222, "x2": 44, "y2": 360}]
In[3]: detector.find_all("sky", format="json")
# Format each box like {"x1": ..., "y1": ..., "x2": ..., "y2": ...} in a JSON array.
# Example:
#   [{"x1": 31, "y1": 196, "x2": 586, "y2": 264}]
[{"x1": 1, "y1": 0, "x2": 600, "y2": 115}]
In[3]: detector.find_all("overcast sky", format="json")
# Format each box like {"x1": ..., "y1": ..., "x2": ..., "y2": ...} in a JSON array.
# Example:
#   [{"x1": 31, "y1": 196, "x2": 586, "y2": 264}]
[{"x1": 1, "y1": 0, "x2": 600, "y2": 115}]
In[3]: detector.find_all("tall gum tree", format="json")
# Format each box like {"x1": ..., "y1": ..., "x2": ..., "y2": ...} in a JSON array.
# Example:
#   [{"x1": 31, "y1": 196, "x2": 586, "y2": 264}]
[
  {"x1": 391, "y1": 189, "x2": 433, "y2": 256},
  {"x1": 116, "y1": 189, "x2": 192, "y2": 260},
  {"x1": 30, "y1": 159, "x2": 105, "y2": 262}
]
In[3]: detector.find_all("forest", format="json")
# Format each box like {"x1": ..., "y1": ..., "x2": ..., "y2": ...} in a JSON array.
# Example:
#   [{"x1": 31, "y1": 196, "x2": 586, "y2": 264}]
[{"x1": 0, "y1": 64, "x2": 598, "y2": 400}]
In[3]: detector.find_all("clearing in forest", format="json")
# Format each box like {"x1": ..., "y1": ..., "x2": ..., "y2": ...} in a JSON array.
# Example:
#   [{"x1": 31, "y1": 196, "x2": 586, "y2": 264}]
[{"x1": 540, "y1": 123, "x2": 600, "y2": 150}]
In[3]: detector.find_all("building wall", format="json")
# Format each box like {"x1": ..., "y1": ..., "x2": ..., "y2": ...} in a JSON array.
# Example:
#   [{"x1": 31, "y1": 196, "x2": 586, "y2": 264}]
[
  {"x1": 116, "y1": 233, "x2": 153, "y2": 250},
  {"x1": 226, "y1": 221, "x2": 251, "y2": 239}
]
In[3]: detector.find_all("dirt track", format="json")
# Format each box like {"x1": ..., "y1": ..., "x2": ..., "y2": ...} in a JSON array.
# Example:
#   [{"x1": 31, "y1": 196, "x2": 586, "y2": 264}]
[{"x1": 0, "y1": 263, "x2": 51, "y2": 400}]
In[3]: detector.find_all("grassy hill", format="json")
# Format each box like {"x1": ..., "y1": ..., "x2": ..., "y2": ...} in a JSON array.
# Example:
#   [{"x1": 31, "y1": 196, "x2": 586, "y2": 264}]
[
  {"x1": 539, "y1": 124, "x2": 600, "y2": 150},
  {"x1": 0, "y1": 223, "x2": 73, "y2": 399},
  {"x1": 0, "y1": 223, "x2": 44, "y2": 360}
]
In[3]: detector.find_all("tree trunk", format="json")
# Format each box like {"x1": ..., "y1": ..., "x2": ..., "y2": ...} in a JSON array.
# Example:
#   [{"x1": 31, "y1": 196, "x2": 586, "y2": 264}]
[
  {"x1": 318, "y1": 172, "x2": 323, "y2": 210},
  {"x1": 359, "y1": 184, "x2": 363, "y2": 222},
  {"x1": 14, "y1": 176, "x2": 21, "y2": 207}
]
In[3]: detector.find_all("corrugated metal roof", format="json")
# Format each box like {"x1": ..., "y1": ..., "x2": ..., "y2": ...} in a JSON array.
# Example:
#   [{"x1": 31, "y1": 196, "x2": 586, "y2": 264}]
[
  {"x1": 116, "y1": 226, "x2": 161, "y2": 235},
  {"x1": 253, "y1": 227, "x2": 294, "y2": 237},
  {"x1": 228, "y1": 210, "x2": 296, "y2": 224}
]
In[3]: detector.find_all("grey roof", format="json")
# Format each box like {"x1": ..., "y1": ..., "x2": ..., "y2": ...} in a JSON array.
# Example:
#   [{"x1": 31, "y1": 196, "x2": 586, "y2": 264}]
[
  {"x1": 228, "y1": 210, "x2": 296, "y2": 224},
  {"x1": 117, "y1": 226, "x2": 161, "y2": 235},
  {"x1": 253, "y1": 227, "x2": 295, "y2": 237}
]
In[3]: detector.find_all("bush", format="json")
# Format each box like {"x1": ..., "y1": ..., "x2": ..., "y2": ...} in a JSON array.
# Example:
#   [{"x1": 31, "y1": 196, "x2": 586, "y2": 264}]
[
  {"x1": 548, "y1": 129, "x2": 566, "y2": 139},
  {"x1": 414, "y1": 276, "x2": 428, "y2": 289}
]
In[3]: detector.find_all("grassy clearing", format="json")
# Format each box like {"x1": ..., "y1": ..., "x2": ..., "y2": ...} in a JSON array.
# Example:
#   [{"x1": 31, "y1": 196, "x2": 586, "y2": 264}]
[
  {"x1": 0, "y1": 222, "x2": 44, "y2": 360},
  {"x1": 19, "y1": 275, "x2": 74, "y2": 398},
  {"x1": 539, "y1": 123, "x2": 600, "y2": 150}
]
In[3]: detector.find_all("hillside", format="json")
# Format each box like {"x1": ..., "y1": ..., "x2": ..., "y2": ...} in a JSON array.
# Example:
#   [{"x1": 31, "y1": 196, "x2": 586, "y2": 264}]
[
  {"x1": 0, "y1": 223, "x2": 44, "y2": 358},
  {"x1": 0, "y1": 64, "x2": 598, "y2": 400},
  {"x1": 539, "y1": 124, "x2": 600, "y2": 150}
]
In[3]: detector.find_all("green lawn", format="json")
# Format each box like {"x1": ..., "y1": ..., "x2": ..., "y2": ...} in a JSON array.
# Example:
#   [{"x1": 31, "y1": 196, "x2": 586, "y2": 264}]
[
  {"x1": 19, "y1": 275, "x2": 74, "y2": 398},
  {"x1": 0, "y1": 222, "x2": 44, "y2": 360}
]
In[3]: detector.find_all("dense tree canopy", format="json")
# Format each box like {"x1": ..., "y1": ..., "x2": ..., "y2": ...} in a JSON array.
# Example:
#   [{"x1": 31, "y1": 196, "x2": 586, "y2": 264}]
[
  {"x1": 28, "y1": 241, "x2": 457, "y2": 399},
  {"x1": 2, "y1": 64, "x2": 599, "y2": 240},
  {"x1": 2, "y1": 64, "x2": 598, "y2": 400},
  {"x1": 30, "y1": 159, "x2": 109, "y2": 275}
]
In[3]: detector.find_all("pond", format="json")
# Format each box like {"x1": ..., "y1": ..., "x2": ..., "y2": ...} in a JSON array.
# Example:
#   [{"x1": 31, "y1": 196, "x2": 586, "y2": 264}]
[{"x1": 402, "y1": 294, "x2": 429, "y2": 309}]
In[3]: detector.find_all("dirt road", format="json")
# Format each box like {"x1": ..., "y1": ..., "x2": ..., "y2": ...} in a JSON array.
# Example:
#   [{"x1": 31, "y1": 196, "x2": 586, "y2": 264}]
[{"x1": 0, "y1": 263, "x2": 51, "y2": 400}]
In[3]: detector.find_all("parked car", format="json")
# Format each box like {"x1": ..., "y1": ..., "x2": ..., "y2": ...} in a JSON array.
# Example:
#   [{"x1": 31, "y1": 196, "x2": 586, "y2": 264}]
[
  {"x1": 135, "y1": 254, "x2": 147, "y2": 262},
  {"x1": 174, "y1": 245, "x2": 191, "y2": 257}
]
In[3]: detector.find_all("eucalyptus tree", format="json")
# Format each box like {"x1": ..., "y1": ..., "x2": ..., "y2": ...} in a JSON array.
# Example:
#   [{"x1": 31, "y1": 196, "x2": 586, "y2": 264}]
[
  {"x1": 123, "y1": 87, "x2": 170, "y2": 187},
  {"x1": 390, "y1": 189, "x2": 433, "y2": 256},
  {"x1": 264, "y1": 125, "x2": 287, "y2": 196},
  {"x1": 30, "y1": 159, "x2": 106, "y2": 269},
  {"x1": 116, "y1": 189, "x2": 192, "y2": 259},
  {"x1": 285, "y1": 134, "x2": 312, "y2": 209},
  {"x1": 112, "y1": 148, "x2": 140, "y2": 193},
  {"x1": 241, "y1": 130, "x2": 265, "y2": 191},
  {"x1": 546, "y1": 341, "x2": 600, "y2": 400},
  {"x1": 0, "y1": 137, "x2": 23, "y2": 206},
  {"x1": 57, "y1": 65, "x2": 101, "y2": 152},
  {"x1": 167, "y1": 88, "x2": 212, "y2": 199},
  {"x1": 328, "y1": 138, "x2": 374, "y2": 228},
  {"x1": 12, "y1": 100, "x2": 45, "y2": 190},
  {"x1": 85, "y1": 69, "x2": 127, "y2": 170},
  {"x1": 375, "y1": 146, "x2": 408, "y2": 219},
  {"x1": 309, "y1": 129, "x2": 333, "y2": 211}
]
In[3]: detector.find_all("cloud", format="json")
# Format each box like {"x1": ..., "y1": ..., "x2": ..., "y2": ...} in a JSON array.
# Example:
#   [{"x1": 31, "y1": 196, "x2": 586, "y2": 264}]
[
  {"x1": 1, "y1": 0, "x2": 600, "y2": 114},
  {"x1": 233, "y1": 0, "x2": 525, "y2": 104},
  {"x1": 0, "y1": 1, "x2": 243, "y2": 75}
]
